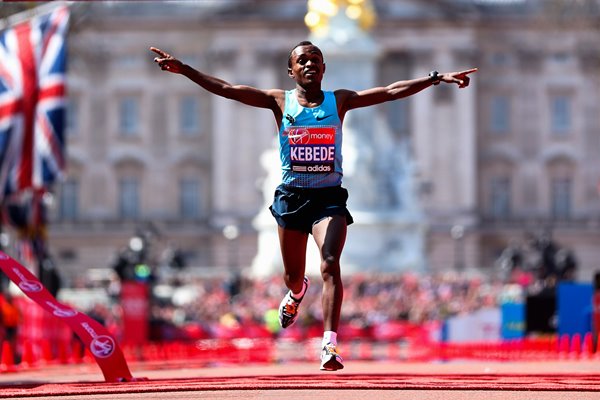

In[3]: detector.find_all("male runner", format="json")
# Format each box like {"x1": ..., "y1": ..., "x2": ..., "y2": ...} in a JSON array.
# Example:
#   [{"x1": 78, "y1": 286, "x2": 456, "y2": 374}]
[{"x1": 151, "y1": 41, "x2": 476, "y2": 370}]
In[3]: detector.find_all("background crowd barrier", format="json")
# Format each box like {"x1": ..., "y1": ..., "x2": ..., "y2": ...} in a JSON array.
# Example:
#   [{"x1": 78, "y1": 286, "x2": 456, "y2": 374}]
[{"x1": 2, "y1": 331, "x2": 599, "y2": 374}]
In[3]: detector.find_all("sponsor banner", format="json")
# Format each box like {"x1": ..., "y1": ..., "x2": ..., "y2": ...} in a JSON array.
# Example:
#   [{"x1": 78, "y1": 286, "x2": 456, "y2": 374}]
[
  {"x1": 557, "y1": 282, "x2": 593, "y2": 337},
  {"x1": 0, "y1": 251, "x2": 134, "y2": 382},
  {"x1": 446, "y1": 308, "x2": 501, "y2": 343},
  {"x1": 501, "y1": 302, "x2": 525, "y2": 339}
]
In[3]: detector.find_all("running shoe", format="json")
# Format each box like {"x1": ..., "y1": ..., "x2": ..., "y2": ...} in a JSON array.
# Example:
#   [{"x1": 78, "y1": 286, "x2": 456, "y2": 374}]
[
  {"x1": 320, "y1": 342, "x2": 344, "y2": 371},
  {"x1": 278, "y1": 276, "x2": 309, "y2": 328}
]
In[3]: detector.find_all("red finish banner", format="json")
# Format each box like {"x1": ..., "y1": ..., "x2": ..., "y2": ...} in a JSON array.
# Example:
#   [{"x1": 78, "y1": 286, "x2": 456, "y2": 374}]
[{"x1": 0, "y1": 251, "x2": 135, "y2": 382}]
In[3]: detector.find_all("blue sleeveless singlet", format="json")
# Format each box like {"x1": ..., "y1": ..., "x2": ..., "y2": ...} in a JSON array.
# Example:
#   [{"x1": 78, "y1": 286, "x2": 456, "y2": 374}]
[{"x1": 278, "y1": 90, "x2": 343, "y2": 188}]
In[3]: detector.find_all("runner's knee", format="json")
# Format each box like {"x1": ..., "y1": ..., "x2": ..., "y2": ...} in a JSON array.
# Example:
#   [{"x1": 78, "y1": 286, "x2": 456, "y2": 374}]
[
  {"x1": 283, "y1": 270, "x2": 304, "y2": 292},
  {"x1": 320, "y1": 255, "x2": 340, "y2": 279}
]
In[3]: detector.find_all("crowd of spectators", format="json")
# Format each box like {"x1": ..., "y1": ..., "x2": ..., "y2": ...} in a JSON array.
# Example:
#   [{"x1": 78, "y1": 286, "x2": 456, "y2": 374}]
[
  {"x1": 67, "y1": 230, "x2": 572, "y2": 342},
  {"x1": 90, "y1": 270, "x2": 508, "y2": 342},
  {"x1": 2, "y1": 255, "x2": 554, "y2": 345},
  {"x1": 0, "y1": 266, "x2": 519, "y2": 348}
]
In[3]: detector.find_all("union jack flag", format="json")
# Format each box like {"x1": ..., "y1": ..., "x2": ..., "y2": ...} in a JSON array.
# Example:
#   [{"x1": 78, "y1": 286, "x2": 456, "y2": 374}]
[{"x1": 0, "y1": 5, "x2": 70, "y2": 200}]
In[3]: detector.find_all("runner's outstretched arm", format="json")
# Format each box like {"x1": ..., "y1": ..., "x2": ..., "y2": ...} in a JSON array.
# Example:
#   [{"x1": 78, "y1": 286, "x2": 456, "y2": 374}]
[
  {"x1": 150, "y1": 46, "x2": 283, "y2": 113},
  {"x1": 338, "y1": 68, "x2": 478, "y2": 114}
]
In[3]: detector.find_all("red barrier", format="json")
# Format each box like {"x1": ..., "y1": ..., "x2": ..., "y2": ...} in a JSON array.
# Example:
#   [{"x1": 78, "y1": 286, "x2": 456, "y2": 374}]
[
  {"x1": 3, "y1": 333, "x2": 598, "y2": 370},
  {"x1": 0, "y1": 341, "x2": 16, "y2": 372},
  {"x1": 121, "y1": 282, "x2": 150, "y2": 346},
  {"x1": 20, "y1": 340, "x2": 35, "y2": 368},
  {"x1": 582, "y1": 332, "x2": 594, "y2": 359}
]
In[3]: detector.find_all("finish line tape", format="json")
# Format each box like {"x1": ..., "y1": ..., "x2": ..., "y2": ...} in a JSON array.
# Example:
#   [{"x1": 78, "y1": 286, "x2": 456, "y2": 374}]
[{"x1": 0, "y1": 251, "x2": 137, "y2": 382}]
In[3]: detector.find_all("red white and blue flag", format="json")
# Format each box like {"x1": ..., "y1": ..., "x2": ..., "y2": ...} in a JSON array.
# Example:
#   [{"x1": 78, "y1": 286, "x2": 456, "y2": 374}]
[{"x1": 0, "y1": 5, "x2": 69, "y2": 199}]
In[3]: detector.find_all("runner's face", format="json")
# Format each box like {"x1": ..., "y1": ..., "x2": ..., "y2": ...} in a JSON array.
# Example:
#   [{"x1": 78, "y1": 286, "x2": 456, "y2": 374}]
[{"x1": 288, "y1": 45, "x2": 325, "y2": 85}]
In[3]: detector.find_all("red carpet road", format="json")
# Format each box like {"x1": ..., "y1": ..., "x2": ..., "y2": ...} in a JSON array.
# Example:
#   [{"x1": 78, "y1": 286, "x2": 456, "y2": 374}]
[{"x1": 0, "y1": 360, "x2": 599, "y2": 399}]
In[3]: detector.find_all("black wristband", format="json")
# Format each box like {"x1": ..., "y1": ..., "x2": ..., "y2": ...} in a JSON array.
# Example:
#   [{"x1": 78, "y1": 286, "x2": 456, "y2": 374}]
[{"x1": 429, "y1": 70, "x2": 442, "y2": 85}]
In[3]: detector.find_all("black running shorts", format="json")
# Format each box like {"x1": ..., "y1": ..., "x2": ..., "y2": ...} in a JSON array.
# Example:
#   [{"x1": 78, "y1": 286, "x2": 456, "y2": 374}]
[{"x1": 269, "y1": 184, "x2": 354, "y2": 234}]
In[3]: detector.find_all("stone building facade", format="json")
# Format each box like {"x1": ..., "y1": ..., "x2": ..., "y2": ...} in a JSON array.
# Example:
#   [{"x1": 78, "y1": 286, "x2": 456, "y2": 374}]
[{"x1": 28, "y1": 1, "x2": 600, "y2": 282}]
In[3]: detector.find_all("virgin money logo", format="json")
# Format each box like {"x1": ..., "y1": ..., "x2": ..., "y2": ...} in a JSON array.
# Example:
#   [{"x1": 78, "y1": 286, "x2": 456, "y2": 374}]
[
  {"x1": 12, "y1": 268, "x2": 43, "y2": 292},
  {"x1": 46, "y1": 301, "x2": 78, "y2": 317},
  {"x1": 90, "y1": 335, "x2": 116, "y2": 358},
  {"x1": 18, "y1": 280, "x2": 43, "y2": 293},
  {"x1": 288, "y1": 128, "x2": 310, "y2": 145}
]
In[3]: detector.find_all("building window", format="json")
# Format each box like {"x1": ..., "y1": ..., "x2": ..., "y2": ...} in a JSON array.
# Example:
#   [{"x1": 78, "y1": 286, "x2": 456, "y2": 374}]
[
  {"x1": 490, "y1": 95, "x2": 510, "y2": 135},
  {"x1": 180, "y1": 96, "x2": 200, "y2": 136},
  {"x1": 490, "y1": 51, "x2": 511, "y2": 67},
  {"x1": 58, "y1": 179, "x2": 79, "y2": 220},
  {"x1": 551, "y1": 178, "x2": 571, "y2": 219},
  {"x1": 66, "y1": 98, "x2": 79, "y2": 137},
  {"x1": 434, "y1": 84, "x2": 453, "y2": 104},
  {"x1": 489, "y1": 177, "x2": 510, "y2": 218},
  {"x1": 180, "y1": 178, "x2": 200, "y2": 219},
  {"x1": 119, "y1": 97, "x2": 139, "y2": 136},
  {"x1": 386, "y1": 99, "x2": 409, "y2": 136},
  {"x1": 550, "y1": 95, "x2": 571, "y2": 135},
  {"x1": 119, "y1": 177, "x2": 139, "y2": 219}
]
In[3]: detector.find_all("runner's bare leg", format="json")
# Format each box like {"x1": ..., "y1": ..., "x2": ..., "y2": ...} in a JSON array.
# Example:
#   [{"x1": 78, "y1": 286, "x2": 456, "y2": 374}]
[
  {"x1": 312, "y1": 215, "x2": 347, "y2": 332},
  {"x1": 278, "y1": 226, "x2": 309, "y2": 294}
]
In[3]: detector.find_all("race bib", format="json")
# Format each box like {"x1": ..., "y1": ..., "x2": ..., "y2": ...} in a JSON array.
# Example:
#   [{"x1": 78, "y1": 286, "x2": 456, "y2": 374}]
[{"x1": 286, "y1": 126, "x2": 336, "y2": 173}]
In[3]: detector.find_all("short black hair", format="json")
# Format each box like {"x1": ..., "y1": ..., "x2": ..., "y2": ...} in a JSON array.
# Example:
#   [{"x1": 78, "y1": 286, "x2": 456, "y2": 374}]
[{"x1": 287, "y1": 40, "x2": 323, "y2": 68}]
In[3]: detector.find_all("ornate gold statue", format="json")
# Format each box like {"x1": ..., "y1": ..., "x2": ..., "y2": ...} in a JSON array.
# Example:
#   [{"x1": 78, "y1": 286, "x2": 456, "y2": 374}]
[{"x1": 305, "y1": 0, "x2": 376, "y2": 37}]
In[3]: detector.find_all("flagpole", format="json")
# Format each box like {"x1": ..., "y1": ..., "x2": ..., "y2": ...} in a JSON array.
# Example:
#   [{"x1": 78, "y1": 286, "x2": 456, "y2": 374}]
[{"x1": 0, "y1": 1, "x2": 69, "y2": 31}]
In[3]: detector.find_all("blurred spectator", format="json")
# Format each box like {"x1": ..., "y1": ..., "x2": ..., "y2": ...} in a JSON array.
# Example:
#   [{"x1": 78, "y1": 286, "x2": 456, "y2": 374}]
[
  {"x1": 556, "y1": 248, "x2": 577, "y2": 281},
  {"x1": 0, "y1": 291, "x2": 21, "y2": 363}
]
